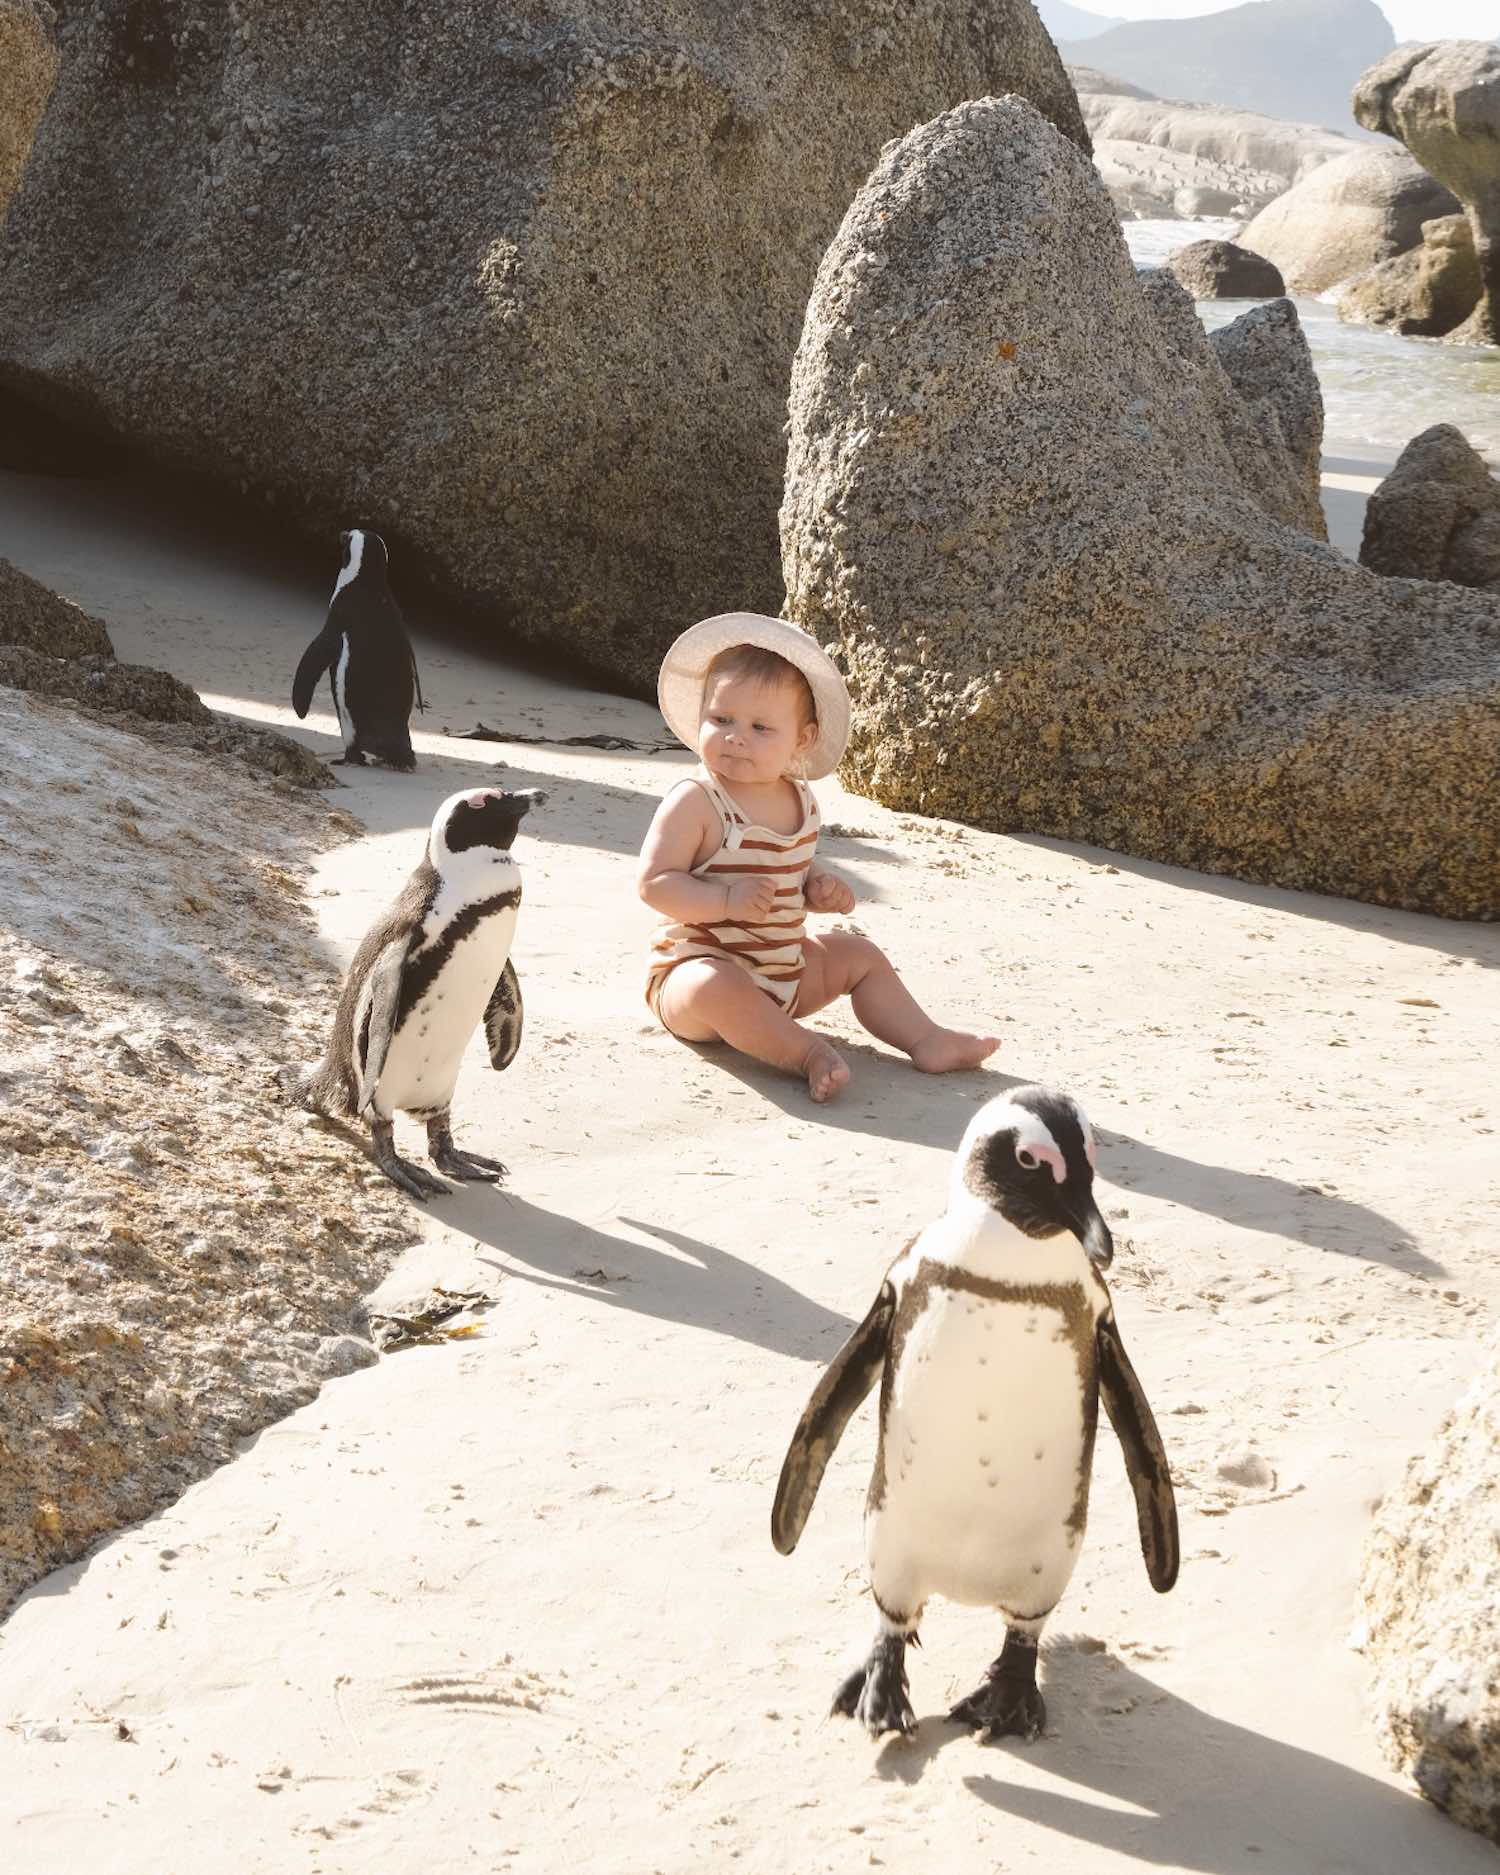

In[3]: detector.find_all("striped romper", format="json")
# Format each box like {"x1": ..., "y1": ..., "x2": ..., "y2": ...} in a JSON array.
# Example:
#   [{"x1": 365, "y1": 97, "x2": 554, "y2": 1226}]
[{"x1": 645, "y1": 768, "x2": 820, "y2": 1023}]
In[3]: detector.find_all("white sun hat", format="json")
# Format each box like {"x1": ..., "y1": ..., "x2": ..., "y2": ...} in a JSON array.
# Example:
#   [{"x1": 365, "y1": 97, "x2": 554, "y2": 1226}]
[{"x1": 657, "y1": 611, "x2": 851, "y2": 780}]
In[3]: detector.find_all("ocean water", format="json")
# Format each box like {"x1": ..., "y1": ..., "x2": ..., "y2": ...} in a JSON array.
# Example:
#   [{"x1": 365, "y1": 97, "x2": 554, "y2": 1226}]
[{"x1": 1122, "y1": 218, "x2": 1500, "y2": 463}]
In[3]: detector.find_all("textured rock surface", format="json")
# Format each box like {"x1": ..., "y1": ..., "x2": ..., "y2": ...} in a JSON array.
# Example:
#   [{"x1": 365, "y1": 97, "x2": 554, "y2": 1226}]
[
  {"x1": 1238, "y1": 146, "x2": 1460, "y2": 294},
  {"x1": 0, "y1": 0, "x2": 56, "y2": 221},
  {"x1": 0, "y1": 553, "x2": 112, "y2": 657},
  {"x1": 1338, "y1": 214, "x2": 1482, "y2": 339},
  {"x1": 0, "y1": 690, "x2": 413, "y2": 1617},
  {"x1": 1167, "y1": 239, "x2": 1285, "y2": 299},
  {"x1": 0, "y1": 562, "x2": 331, "y2": 785},
  {"x1": 1355, "y1": 40, "x2": 1500, "y2": 346},
  {"x1": 1065, "y1": 63, "x2": 1154, "y2": 102},
  {"x1": 1202, "y1": 294, "x2": 1325, "y2": 535},
  {"x1": 780, "y1": 97, "x2": 1500, "y2": 919},
  {"x1": 1360, "y1": 424, "x2": 1500, "y2": 590},
  {"x1": 1359, "y1": 1333, "x2": 1500, "y2": 1842},
  {"x1": 0, "y1": 1, "x2": 1086, "y2": 696}
]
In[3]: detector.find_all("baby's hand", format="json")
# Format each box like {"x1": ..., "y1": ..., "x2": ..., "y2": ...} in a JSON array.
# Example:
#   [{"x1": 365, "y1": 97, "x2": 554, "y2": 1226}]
[
  {"x1": 805, "y1": 870, "x2": 855, "y2": 915},
  {"x1": 725, "y1": 874, "x2": 778, "y2": 922}
]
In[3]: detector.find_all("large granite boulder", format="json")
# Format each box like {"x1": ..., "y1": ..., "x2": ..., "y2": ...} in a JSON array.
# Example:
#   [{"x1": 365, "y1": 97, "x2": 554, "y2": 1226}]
[
  {"x1": 0, "y1": 0, "x2": 56, "y2": 222},
  {"x1": 1360, "y1": 425, "x2": 1500, "y2": 590},
  {"x1": 1359, "y1": 1334, "x2": 1500, "y2": 1842},
  {"x1": 1238, "y1": 145, "x2": 1460, "y2": 294},
  {"x1": 0, "y1": 2, "x2": 1087, "y2": 696},
  {"x1": 1091, "y1": 138, "x2": 1286, "y2": 220},
  {"x1": 780, "y1": 97, "x2": 1500, "y2": 920},
  {"x1": 1065, "y1": 64, "x2": 1156, "y2": 103},
  {"x1": 1355, "y1": 41, "x2": 1500, "y2": 346},
  {"x1": 0, "y1": 554, "x2": 112, "y2": 657},
  {"x1": 1201, "y1": 294, "x2": 1324, "y2": 536},
  {"x1": 1338, "y1": 214, "x2": 1482, "y2": 339},
  {"x1": 1079, "y1": 88, "x2": 1357, "y2": 196},
  {"x1": 1167, "y1": 240, "x2": 1285, "y2": 300}
]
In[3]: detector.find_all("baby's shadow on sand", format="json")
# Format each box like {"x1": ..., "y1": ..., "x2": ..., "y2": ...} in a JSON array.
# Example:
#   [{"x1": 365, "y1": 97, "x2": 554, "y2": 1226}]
[
  {"x1": 710, "y1": 1049, "x2": 1438, "y2": 1277},
  {"x1": 448, "y1": 1188, "x2": 854, "y2": 1363},
  {"x1": 868, "y1": 1646, "x2": 1487, "y2": 1874}
]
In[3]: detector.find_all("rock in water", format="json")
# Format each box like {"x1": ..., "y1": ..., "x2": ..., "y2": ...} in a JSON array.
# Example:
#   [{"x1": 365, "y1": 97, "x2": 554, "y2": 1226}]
[
  {"x1": 1237, "y1": 146, "x2": 1461, "y2": 295},
  {"x1": 780, "y1": 97, "x2": 1500, "y2": 920},
  {"x1": 1166, "y1": 240, "x2": 1285, "y2": 300},
  {"x1": 1361, "y1": 425, "x2": 1500, "y2": 590},
  {"x1": 0, "y1": 2, "x2": 1085, "y2": 696},
  {"x1": 0, "y1": 0, "x2": 56, "y2": 220},
  {"x1": 1337, "y1": 215, "x2": 1482, "y2": 341},
  {"x1": 1359, "y1": 1335, "x2": 1500, "y2": 1843},
  {"x1": 1355, "y1": 40, "x2": 1500, "y2": 347}
]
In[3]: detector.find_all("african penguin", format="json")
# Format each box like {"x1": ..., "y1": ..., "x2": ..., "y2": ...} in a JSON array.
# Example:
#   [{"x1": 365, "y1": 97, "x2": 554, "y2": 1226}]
[
  {"x1": 771, "y1": 1084, "x2": 1178, "y2": 1741},
  {"x1": 292, "y1": 528, "x2": 425, "y2": 771},
  {"x1": 288, "y1": 787, "x2": 545, "y2": 1198}
]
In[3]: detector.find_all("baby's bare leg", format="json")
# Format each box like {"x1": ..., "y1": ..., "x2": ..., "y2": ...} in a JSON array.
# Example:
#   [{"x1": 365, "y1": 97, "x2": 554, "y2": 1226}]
[
  {"x1": 657, "y1": 958, "x2": 850, "y2": 1102},
  {"x1": 799, "y1": 933, "x2": 1001, "y2": 1072}
]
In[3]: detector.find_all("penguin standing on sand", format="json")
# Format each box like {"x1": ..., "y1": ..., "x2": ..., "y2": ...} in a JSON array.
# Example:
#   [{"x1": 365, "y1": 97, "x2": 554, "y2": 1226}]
[
  {"x1": 288, "y1": 787, "x2": 544, "y2": 1198},
  {"x1": 772, "y1": 1085, "x2": 1178, "y2": 1741},
  {"x1": 292, "y1": 528, "x2": 424, "y2": 770}
]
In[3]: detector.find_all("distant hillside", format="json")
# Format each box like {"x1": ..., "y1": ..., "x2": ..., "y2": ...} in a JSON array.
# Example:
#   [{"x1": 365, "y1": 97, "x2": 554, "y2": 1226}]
[
  {"x1": 1059, "y1": 0, "x2": 1394, "y2": 134},
  {"x1": 1036, "y1": 1, "x2": 1122, "y2": 41}
]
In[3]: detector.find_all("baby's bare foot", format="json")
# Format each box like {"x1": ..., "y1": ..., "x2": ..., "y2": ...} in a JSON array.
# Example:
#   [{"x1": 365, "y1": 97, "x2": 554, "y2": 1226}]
[
  {"x1": 910, "y1": 1027, "x2": 1001, "y2": 1074},
  {"x1": 802, "y1": 1039, "x2": 851, "y2": 1103}
]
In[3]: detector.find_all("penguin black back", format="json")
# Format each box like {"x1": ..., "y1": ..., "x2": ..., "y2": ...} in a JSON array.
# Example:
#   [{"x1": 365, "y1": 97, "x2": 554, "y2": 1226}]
[{"x1": 292, "y1": 528, "x2": 424, "y2": 771}]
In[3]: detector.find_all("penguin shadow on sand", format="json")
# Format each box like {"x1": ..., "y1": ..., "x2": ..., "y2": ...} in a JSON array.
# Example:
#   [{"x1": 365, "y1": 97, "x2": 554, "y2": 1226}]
[
  {"x1": 871, "y1": 1643, "x2": 1490, "y2": 1875},
  {"x1": 709, "y1": 1053, "x2": 1437, "y2": 1278},
  {"x1": 448, "y1": 1188, "x2": 855, "y2": 1363}
]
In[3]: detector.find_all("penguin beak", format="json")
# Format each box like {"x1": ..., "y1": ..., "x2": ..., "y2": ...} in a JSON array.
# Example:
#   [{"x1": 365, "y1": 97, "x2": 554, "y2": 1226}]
[{"x1": 1068, "y1": 1195, "x2": 1114, "y2": 1270}]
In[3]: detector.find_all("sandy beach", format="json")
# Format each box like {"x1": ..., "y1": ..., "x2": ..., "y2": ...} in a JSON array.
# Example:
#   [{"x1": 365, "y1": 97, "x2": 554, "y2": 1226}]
[{"x1": 1, "y1": 449, "x2": 1497, "y2": 1873}]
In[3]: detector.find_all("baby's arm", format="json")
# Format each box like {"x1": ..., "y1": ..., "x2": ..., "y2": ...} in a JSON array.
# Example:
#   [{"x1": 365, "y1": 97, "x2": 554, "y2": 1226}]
[
  {"x1": 804, "y1": 866, "x2": 856, "y2": 915},
  {"x1": 638, "y1": 786, "x2": 775, "y2": 923}
]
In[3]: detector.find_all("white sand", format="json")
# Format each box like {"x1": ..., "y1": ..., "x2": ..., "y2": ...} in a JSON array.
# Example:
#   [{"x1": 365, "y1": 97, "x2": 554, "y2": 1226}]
[{"x1": 1, "y1": 459, "x2": 1497, "y2": 1872}]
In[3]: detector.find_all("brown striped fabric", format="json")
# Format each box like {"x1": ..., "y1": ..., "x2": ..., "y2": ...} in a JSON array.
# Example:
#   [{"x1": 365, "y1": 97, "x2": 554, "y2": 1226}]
[{"x1": 646, "y1": 769, "x2": 820, "y2": 1018}]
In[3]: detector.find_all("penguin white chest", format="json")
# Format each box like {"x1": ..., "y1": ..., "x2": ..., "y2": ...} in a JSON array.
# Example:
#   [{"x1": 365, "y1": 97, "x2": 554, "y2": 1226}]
[
  {"x1": 377, "y1": 896, "x2": 517, "y2": 1115},
  {"x1": 870, "y1": 1283, "x2": 1096, "y2": 1616}
]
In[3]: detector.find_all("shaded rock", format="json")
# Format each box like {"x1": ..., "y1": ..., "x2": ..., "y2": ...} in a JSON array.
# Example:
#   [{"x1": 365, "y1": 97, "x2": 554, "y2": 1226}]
[
  {"x1": 0, "y1": 2, "x2": 1087, "y2": 698},
  {"x1": 0, "y1": 554, "x2": 112, "y2": 658},
  {"x1": 1360, "y1": 424, "x2": 1500, "y2": 590},
  {"x1": 780, "y1": 97, "x2": 1500, "y2": 920},
  {"x1": 1167, "y1": 239, "x2": 1285, "y2": 299},
  {"x1": 1355, "y1": 40, "x2": 1500, "y2": 346},
  {"x1": 0, "y1": 0, "x2": 56, "y2": 220},
  {"x1": 1360, "y1": 1333, "x2": 1500, "y2": 1842},
  {"x1": 1204, "y1": 296, "x2": 1324, "y2": 535},
  {"x1": 1338, "y1": 214, "x2": 1482, "y2": 339},
  {"x1": 1238, "y1": 145, "x2": 1460, "y2": 293},
  {"x1": 0, "y1": 647, "x2": 211, "y2": 723}
]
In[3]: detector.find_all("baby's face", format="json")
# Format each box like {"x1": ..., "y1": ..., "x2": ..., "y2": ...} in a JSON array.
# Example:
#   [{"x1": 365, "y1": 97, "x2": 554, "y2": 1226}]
[{"x1": 698, "y1": 672, "x2": 816, "y2": 788}]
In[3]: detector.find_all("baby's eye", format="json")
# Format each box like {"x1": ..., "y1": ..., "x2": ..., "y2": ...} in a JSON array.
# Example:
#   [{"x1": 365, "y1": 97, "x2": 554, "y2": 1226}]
[{"x1": 753, "y1": 722, "x2": 772, "y2": 734}]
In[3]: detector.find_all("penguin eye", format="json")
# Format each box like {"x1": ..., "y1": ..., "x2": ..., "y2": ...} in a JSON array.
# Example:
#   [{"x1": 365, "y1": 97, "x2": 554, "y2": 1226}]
[{"x1": 1016, "y1": 1146, "x2": 1039, "y2": 1172}]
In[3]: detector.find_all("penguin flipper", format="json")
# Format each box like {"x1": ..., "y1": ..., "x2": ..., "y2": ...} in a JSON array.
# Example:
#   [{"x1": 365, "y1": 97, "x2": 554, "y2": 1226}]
[
  {"x1": 292, "y1": 621, "x2": 341, "y2": 718},
  {"x1": 771, "y1": 1280, "x2": 896, "y2": 1557},
  {"x1": 1097, "y1": 1312, "x2": 1180, "y2": 1593},
  {"x1": 483, "y1": 958, "x2": 523, "y2": 1070},
  {"x1": 356, "y1": 938, "x2": 413, "y2": 1117}
]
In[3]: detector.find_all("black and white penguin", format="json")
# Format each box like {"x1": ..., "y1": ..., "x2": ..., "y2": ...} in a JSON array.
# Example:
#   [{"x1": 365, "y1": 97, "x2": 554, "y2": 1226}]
[
  {"x1": 289, "y1": 787, "x2": 544, "y2": 1197},
  {"x1": 292, "y1": 528, "x2": 424, "y2": 770},
  {"x1": 772, "y1": 1084, "x2": 1178, "y2": 1741}
]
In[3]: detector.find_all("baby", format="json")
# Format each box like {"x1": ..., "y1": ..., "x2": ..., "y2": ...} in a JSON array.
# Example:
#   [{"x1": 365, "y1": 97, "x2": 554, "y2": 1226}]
[{"x1": 638, "y1": 612, "x2": 999, "y2": 1102}]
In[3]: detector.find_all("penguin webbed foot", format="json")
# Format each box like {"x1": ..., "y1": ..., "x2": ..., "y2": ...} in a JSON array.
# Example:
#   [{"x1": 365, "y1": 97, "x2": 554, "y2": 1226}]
[
  {"x1": 832, "y1": 1632, "x2": 916, "y2": 1740},
  {"x1": 331, "y1": 749, "x2": 367, "y2": 767},
  {"x1": 949, "y1": 1632, "x2": 1046, "y2": 1742},
  {"x1": 370, "y1": 1118, "x2": 450, "y2": 1199},
  {"x1": 426, "y1": 1118, "x2": 507, "y2": 1183}
]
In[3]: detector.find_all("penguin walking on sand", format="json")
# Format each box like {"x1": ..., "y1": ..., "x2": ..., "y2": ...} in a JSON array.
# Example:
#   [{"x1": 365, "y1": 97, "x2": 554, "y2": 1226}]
[
  {"x1": 292, "y1": 528, "x2": 425, "y2": 770},
  {"x1": 288, "y1": 787, "x2": 544, "y2": 1197},
  {"x1": 772, "y1": 1085, "x2": 1178, "y2": 1741}
]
